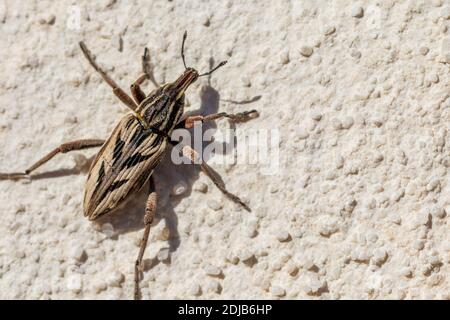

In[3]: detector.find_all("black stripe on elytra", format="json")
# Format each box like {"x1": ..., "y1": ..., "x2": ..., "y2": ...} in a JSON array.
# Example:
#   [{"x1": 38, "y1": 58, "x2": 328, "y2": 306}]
[
  {"x1": 121, "y1": 152, "x2": 153, "y2": 170},
  {"x1": 112, "y1": 135, "x2": 125, "y2": 163},
  {"x1": 97, "y1": 161, "x2": 105, "y2": 183},
  {"x1": 129, "y1": 127, "x2": 141, "y2": 146},
  {"x1": 106, "y1": 179, "x2": 129, "y2": 194},
  {"x1": 125, "y1": 117, "x2": 135, "y2": 129},
  {"x1": 129, "y1": 126, "x2": 148, "y2": 148}
]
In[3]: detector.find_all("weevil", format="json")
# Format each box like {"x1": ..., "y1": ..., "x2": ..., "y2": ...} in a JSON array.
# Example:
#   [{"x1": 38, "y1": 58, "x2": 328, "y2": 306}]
[{"x1": 0, "y1": 32, "x2": 258, "y2": 299}]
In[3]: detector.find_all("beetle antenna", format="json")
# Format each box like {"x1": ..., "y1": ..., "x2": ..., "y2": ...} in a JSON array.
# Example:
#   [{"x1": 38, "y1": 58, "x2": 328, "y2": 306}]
[
  {"x1": 181, "y1": 31, "x2": 188, "y2": 69},
  {"x1": 199, "y1": 60, "x2": 228, "y2": 77}
]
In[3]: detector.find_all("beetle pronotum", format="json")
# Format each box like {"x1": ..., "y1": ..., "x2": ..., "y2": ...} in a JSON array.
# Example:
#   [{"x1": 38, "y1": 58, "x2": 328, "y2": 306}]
[{"x1": 0, "y1": 32, "x2": 258, "y2": 299}]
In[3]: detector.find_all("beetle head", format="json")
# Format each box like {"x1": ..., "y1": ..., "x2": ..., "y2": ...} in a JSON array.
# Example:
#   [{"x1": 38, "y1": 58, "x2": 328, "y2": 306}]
[{"x1": 141, "y1": 31, "x2": 227, "y2": 132}]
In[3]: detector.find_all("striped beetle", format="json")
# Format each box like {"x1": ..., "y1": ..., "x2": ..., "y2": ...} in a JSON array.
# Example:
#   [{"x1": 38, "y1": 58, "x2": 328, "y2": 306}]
[{"x1": 0, "y1": 32, "x2": 257, "y2": 299}]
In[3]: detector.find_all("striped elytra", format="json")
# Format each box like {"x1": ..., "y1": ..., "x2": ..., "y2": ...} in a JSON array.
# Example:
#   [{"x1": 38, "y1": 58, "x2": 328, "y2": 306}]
[{"x1": 83, "y1": 75, "x2": 190, "y2": 220}]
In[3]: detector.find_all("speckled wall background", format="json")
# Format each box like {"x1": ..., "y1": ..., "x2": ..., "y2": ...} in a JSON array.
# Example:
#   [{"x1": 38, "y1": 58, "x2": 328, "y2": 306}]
[{"x1": 0, "y1": 0, "x2": 449, "y2": 299}]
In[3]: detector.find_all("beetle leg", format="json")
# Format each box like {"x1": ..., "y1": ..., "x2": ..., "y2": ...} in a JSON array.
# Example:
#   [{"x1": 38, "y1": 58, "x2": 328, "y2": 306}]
[
  {"x1": 134, "y1": 176, "x2": 157, "y2": 300},
  {"x1": 0, "y1": 139, "x2": 105, "y2": 179},
  {"x1": 130, "y1": 74, "x2": 147, "y2": 104},
  {"x1": 142, "y1": 47, "x2": 159, "y2": 88},
  {"x1": 169, "y1": 141, "x2": 250, "y2": 212},
  {"x1": 200, "y1": 161, "x2": 251, "y2": 212},
  {"x1": 176, "y1": 110, "x2": 259, "y2": 129},
  {"x1": 79, "y1": 41, "x2": 139, "y2": 112}
]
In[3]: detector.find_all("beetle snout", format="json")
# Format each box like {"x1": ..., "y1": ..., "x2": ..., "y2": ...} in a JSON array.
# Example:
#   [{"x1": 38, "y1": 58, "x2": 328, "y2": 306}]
[{"x1": 173, "y1": 68, "x2": 198, "y2": 99}]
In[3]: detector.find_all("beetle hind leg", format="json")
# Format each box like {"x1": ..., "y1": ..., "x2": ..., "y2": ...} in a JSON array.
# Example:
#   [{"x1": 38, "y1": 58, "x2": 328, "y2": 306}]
[
  {"x1": 134, "y1": 176, "x2": 157, "y2": 300},
  {"x1": 0, "y1": 139, "x2": 105, "y2": 180}
]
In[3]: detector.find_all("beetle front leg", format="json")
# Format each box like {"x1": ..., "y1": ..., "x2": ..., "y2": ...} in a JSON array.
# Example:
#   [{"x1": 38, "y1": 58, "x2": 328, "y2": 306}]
[
  {"x1": 130, "y1": 74, "x2": 147, "y2": 104},
  {"x1": 142, "y1": 47, "x2": 159, "y2": 88},
  {"x1": 79, "y1": 41, "x2": 139, "y2": 112},
  {"x1": 0, "y1": 139, "x2": 105, "y2": 179},
  {"x1": 134, "y1": 176, "x2": 157, "y2": 300},
  {"x1": 176, "y1": 110, "x2": 259, "y2": 129},
  {"x1": 130, "y1": 47, "x2": 161, "y2": 105}
]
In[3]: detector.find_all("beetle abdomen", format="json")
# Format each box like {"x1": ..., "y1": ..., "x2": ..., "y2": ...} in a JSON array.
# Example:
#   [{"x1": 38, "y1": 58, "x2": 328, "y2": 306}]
[{"x1": 84, "y1": 114, "x2": 167, "y2": 220}]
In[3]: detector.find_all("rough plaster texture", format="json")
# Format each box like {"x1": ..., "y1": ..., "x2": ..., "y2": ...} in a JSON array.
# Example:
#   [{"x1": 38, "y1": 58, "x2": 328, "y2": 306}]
[{"x1": 0, "y1": 0, "x2": 449, "y2": 299}]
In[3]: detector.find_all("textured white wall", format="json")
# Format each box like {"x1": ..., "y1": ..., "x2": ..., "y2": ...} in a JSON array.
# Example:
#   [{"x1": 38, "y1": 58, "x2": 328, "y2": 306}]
[{"x1": 0, "y1": 0, "x2": 449, "y2": 299}]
